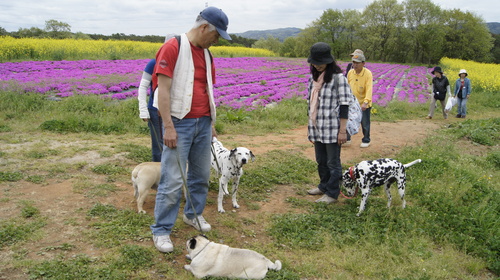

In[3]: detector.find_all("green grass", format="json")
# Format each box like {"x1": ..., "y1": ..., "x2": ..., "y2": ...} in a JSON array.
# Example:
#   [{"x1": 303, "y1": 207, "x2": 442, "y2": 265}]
[{"x1": 0, "y1": 87, "x2": 499, "y2": 279}]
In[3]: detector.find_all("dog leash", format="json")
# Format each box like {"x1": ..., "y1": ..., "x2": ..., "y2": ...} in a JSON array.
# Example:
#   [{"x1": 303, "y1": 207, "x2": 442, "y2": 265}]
[
  {"x1": 189, "y1": 241, "x2": 212, "y2": 260},
  {"x1": 174, "y1": 147, "x2": 204, "y2": 234},
  {"x1": 210, "y1": 141, "x2": 221, "y2": 174}
]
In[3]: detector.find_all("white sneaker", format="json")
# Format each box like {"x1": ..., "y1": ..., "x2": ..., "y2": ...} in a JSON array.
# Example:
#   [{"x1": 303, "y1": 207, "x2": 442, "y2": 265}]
[
  {"x1": 315, "y1": 194, "x2": 337, "y2": 204},
  {"x1": 307, "y1": 188, "x2": 323, "y2": 195},
  {"x1": 183, "y1": 214, "x2": 211, "y2": 232},
  {"x1": 360, "y1": 142, "x2": 370, "y2": 148},
  {"x1": 344, "y1": 140, "x2": 352, "y2": 146},
  {"x1": 153, "y1": 235, "x2": 173, "y2": 253}
]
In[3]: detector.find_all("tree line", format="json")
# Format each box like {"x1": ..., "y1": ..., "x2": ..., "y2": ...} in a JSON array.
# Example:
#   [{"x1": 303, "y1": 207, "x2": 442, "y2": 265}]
[
  {"x1": 0, "y1": 20, "x2": 257, "y2": 48},
  {"x1": 253, "y1": 0, "x2": 496, "y2": 64},
  {"x1": 1, "y1": 0, "x2": 497, "y2": 64}
]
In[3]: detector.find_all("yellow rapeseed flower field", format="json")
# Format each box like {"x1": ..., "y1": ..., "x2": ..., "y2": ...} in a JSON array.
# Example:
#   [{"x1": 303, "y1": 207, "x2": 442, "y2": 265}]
[
  {"x1": 0, "y1": 36, "x2": 276, "y2": 62},
  {"x1": 440, "y1": 57, "x2": 500, "y2": 92}
]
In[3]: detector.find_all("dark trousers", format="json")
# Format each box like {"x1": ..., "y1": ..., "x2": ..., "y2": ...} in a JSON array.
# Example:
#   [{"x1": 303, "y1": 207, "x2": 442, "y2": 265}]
[
  {"x1": 314, "y1": 142, "x2": 342, "y2": 199},
  {"x1": 148, "y1": 108, "x2": 163, "y2": 162},
  {"x1": 361, "y1": 107, "x2": 371, "y2": 143}
]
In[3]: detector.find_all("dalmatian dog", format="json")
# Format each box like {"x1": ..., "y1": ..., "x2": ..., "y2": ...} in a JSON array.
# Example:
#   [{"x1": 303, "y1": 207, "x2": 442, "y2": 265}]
[
  {"x1": 342, "y1": 158, "x2": 422, "y2": 216},
  {"x1": 211, "y1": 137, "x2": 255, "y2": 213}
]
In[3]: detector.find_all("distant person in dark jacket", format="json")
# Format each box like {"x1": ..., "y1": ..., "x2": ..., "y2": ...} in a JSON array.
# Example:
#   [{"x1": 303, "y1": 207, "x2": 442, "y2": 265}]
[{"x1": 426, "y1": 66, "x2": 450, "y2": 119}]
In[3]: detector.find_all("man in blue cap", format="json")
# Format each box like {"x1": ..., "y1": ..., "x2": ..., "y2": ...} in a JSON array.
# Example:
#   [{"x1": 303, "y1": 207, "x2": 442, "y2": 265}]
[{"x1": 150, "y1": 6, "x2": 231, "y2": 253}]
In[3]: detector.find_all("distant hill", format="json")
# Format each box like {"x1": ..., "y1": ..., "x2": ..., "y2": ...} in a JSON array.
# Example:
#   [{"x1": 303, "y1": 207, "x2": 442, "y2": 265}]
[
  {"x1": 487, "y1": 22, "x2": 500, "y2": 34},
  {"x1": 233, "y1": 23, "x2": 499, "y2": 40},
  {"x1": 233, "y1": 27, "x2": 302, "y2": 42}
]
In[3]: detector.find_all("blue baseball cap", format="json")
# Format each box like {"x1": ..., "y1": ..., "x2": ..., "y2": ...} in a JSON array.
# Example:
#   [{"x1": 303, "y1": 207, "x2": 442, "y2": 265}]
[{"x1": 200, "y1": 6, "x2": 231, "y2": 40}]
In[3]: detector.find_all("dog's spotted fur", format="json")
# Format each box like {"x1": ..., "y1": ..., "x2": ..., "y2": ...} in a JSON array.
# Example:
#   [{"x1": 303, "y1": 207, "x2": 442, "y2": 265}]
[
  {"x1": 211, "y1": 138, "x2": 255, "y2": 213},
  {"x1": 342, "y1": 158, "x2": 421, "y2": 216}
]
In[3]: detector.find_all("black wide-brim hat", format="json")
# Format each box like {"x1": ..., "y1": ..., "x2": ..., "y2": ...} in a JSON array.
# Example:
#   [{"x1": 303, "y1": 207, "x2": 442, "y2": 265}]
[
  {"x1": 308, "y1": 42, "x2": 334, "y2": 65},
  {"x1": 431, "y1": 66, "x2": 443, "y2": 75}
]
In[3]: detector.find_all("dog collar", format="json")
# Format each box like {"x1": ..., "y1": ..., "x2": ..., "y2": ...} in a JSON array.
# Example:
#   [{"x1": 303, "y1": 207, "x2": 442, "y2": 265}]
[
  {"x1": 349, "y1": 166, "x2": 355, "y2": 180},
  {"x1": 190, "y1": 241, "x2": 212, "y2": 260}
]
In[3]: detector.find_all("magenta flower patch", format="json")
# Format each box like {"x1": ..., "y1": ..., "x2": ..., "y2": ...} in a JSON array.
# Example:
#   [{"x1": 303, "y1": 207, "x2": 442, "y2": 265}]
[{"x1": 0, "y1": 58, "x2": 432, "y2": 109}]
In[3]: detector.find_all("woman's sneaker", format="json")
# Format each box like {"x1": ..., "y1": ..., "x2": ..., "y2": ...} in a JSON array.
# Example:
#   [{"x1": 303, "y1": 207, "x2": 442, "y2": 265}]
[
  {"x1": 315, "y1": 194, "x2": 337, "y2": 204},
  {"x1": 183, "y1": 215, "x2": 211, "y2": 232},
  {"x1": 307, "y1": 188, "x2": 323, "y2": 195}
]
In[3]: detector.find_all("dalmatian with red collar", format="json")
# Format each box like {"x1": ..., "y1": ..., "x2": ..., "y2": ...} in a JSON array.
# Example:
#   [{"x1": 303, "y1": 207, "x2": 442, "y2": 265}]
[{"x1": 342, "y1": 158, "x2": 421, "y2": 216}]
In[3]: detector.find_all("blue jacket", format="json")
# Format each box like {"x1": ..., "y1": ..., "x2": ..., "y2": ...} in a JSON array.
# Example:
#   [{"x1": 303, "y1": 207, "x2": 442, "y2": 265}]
[{"x1": 454, "y1": 77, "x2": 472, "y2": 98}]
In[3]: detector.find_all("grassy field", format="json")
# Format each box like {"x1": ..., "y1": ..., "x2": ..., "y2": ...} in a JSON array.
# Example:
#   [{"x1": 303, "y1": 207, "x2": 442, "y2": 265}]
[{"x1": 0, "y1": 86, "x2": 499, "y2": 279}]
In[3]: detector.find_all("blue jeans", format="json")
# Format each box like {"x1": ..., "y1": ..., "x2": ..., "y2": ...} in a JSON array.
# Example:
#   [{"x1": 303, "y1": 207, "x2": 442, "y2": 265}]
[
  {"x1": 150, "y1": 116, "x2": 212, "y2": 236},
  {"x1": 148, "y1": 108, "x2": 162, "y2": 162},
  {"x1": 457, "y1": 97, "x2": 468, "y2": 116},
  {"x1": 314, "y1": 142, "x2": 342, "y2": 199},
  {"x1": 361, "y1": 107, "x2": 371, "y2": 143}
]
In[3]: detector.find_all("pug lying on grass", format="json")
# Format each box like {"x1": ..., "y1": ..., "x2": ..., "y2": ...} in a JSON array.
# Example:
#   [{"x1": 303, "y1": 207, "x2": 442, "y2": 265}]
[{"x1": 185, "y1": 235, "x2": 282, "y2": 279}]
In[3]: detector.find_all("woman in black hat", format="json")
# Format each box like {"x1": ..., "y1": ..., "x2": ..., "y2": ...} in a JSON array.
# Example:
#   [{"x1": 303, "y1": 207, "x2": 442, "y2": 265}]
[
  {"x1": 305, "y1": 42, "x2": 353, "y2": 204},
  {"x1": 426, "y1": 66, "x2": 450, "y2": 119}
]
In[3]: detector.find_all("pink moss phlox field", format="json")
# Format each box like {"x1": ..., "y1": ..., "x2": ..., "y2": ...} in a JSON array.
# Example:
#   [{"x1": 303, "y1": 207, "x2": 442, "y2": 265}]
[{"x1": 0, "y1": 58, "x2": 432, "y2": 109}]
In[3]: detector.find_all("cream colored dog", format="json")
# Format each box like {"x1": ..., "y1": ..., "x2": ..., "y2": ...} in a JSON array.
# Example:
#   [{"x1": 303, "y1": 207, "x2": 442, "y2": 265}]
[
  {"x1": 131, "y1": 162, "x2": 160, "y2": 213},
  {"x1": 185, "y1": 235, "x2": 282, "y2": 279}
]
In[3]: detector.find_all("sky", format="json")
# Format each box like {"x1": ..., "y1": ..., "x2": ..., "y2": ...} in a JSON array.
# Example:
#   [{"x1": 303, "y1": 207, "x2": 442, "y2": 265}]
[{"x1": 0, "y1": 0, "x2": 498, "y2": 36}]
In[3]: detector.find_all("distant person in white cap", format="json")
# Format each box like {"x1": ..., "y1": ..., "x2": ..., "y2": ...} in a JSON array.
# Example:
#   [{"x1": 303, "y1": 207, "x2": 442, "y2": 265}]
[
  {"x1": 347, "y1": 52, "x2": 373, "y2": 148},
  {"x1": 453, "y1": 69, "x2": 472, "y2": 118},
  {"x1": 150, "y1": 6, "x2": 231, "y2": 253}
]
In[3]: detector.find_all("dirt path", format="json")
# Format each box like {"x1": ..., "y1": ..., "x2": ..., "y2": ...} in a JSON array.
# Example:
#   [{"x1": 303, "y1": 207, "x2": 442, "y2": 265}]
[{"x1": 217, "y1": 120, "x2": 440, "y2": 164}]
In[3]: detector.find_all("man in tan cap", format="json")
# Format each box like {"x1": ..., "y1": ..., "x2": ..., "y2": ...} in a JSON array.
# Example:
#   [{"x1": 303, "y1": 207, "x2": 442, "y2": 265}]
[
  {"x1": 347, "y1": 52, "x2": 373, "y2": 148},
  {"x1": 345, "y1": 49, "x2": 364, "y2": 76}
]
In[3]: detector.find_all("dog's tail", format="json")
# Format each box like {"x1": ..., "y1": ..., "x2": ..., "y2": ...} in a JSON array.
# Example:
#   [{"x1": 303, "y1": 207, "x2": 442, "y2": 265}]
[
  {"x1": 404, "y1": 159, "x2": 422, "y2": 168},
  {"x1": 269, "y1": 260, "x2": 282, "y2": 271},
  {"x1": 131, "y1": 167, "x2": 139, "y2": 199}
]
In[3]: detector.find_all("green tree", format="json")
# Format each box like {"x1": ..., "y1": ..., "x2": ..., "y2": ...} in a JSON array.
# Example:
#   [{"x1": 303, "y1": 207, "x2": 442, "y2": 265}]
[
  {"x1": 294, "y1": 25, "x2": 321, "y2": 58},
  {"x1": 339, "y1": 9, "x2": 363, "y2": 60},
  {"x1": 441, "y1": 9, "x2": 494, "y2": 62},
  {"x1": 280, "y1": 36, "x2": 298, "y2": 57},
  {"x1": 73, "y1": 32, "x2": 91, "y2": 40},
  {"x1": 492, "y1": 34, "x2": 500, "y2": 64},
  {"x1": 14, "y1": 27, "x2": 46, "y2": 38},
  {"x1": 45, "y1": 19, "x2": 72, "y2": 39},
  {"x1": 0, "y1": 27, "x2": 8, "y2": 36},
  {"x1": 252, "y1": 36, "x2": 282, "y2": 54},
  {"x1": 314, "y1": 9, "x2": 345, "y2": 58},
  {"x1": 359, "y1": 0, "x2": 405, "y2": 61},
  {"x1": 404, "y1": 0, "x2": 444, "y2": 64}
]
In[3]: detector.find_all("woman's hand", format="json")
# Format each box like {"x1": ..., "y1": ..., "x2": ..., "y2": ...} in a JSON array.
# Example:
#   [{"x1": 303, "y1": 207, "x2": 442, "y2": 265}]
[{"x1": 338, "y1": 132, "x2": 348, "y2": 145}]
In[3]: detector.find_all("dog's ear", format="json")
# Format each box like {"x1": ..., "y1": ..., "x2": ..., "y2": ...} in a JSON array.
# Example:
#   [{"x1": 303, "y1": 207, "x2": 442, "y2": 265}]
[
  {"x1": 188, "y1": 238, "x2": 197, "y2": 249},
  {"x1": 229, "y1": 148, "x2": 237, "y2": 159},
  {"x1": 249, "y1": 151, "x2": 256, "y2": 162}
]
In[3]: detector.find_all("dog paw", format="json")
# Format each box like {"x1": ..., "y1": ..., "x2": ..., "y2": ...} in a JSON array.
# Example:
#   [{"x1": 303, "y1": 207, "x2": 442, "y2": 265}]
[
  {"x1": 233, "y1": 203, "x2": 240, "y2": 209},
  {"x1": 218, "y1": 208, "x2": 226, "y2": 213},
  {"x1": 138, "y1": 210, "x2": 146, "y2": 214}
]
